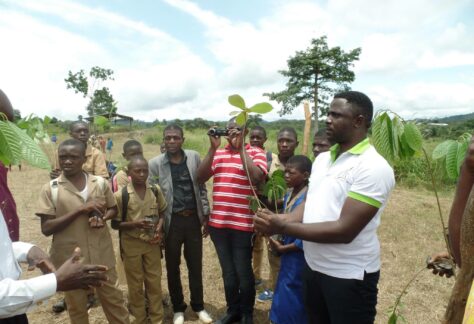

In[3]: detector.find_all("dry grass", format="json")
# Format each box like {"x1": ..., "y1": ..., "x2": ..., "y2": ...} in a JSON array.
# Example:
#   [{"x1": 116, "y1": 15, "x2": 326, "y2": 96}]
[{"x1": 9, "y1": 129, "x2": 456, "y2": 323}]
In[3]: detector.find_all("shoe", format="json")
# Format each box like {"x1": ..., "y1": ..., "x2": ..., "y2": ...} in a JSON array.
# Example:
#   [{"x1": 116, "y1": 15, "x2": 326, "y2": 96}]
[
  {"x1": 52, "y1": 298, "x2": 67, "y2": 313},
  {"x1": 240, "y1": 314, "x2": 253, "y2": 324},
  {"x1": 256, "y1": 289, "x2": 273, "y2": 302},
  {"x1": 173, "y1": 312, "x2": 184, "y2": 324},
  {"x1": 216, "y1": 313, "x2": 241, "y2": 324},
  {"x1": 196, "y1": 309, "x2": 213, "y2": 323}
]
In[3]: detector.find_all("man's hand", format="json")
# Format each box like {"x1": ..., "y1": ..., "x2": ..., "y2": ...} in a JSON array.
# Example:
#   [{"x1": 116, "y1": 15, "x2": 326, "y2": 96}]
[
  {"x1": 49, "y1": 168, "x2": 61, "y2": 180},
  {"x1": 227, "y1": 127, "x2": 244, "y2": 150},
  {"x1": 134, "y1": 219, "x2": 155, "y2": 230},
  {"x1": 254, "y1": 208, "x2": 285, "y2": 235},
  {"x1": 268, "y1": 237, "x2": 283, "y2": 254},
  {"x1": 27, "y1": 246, "x2": 56, "y2": 274},
  {"x1": 427, "y1": 251, "x2": 455, "y2": 278},
  {"x1": 149, "y1": 227, "x2": 164, "y2": 245},
  {"x1": 202, "y1": 220, "x2": 209, "y2": 238},
  {"x1": 82, "y1": 200, "x2": 105, "y2": 216},
  {"x1": 207, "y1": 126, "x2": 221, "y2": 150},
  {"x1": 55, "y1": 247, "x2": 108, "y2": 291}
]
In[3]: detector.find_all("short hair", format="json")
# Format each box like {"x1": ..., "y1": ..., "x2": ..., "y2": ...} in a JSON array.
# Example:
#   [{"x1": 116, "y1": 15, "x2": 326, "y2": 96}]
[
  {"x1": 128, "y1": 155, "x2": 148, "y2": 168},
  {"x1": 314, "y1": 128, "x2": 328, "y2": 139},
  {"x1": 334, "y1": 91, "x2": 373, "y2": 127},
  {"x1": 250, "y1": 125, "x2": 267, "y2": 138},
  {"x1": 59, "y1": 138, "x2": 86, "y2": 155},
  {"x1": 69, "y1": 120, "x2": 89, "y2": 132},
  {"x1": 278, "y1": 127, "x2": 298, "y2": 140},
  {"x1": 286, "y1": 155, "x2": 312, "y2": 174},
  {"x1": 163, "y1": 124, "x2": 183, "y2": 137},
  {"x1": 123, "y1": 139, "x2": 142, "y2": 153}
]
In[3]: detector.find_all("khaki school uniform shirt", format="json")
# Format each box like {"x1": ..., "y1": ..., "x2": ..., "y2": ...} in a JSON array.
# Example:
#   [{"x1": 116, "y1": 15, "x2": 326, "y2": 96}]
[
  {"x1": 114, "y1": 183, "x2": 167, "y2": 255},
  {"x1": 83, "y1": 145, "x2": 109, "y2": 178},
  {"x1": 36, "y1": 173, "x2": 117, "y2": 269},
  {"x1": 115, "y1": 169, "x2": 129, "y2": 191}
]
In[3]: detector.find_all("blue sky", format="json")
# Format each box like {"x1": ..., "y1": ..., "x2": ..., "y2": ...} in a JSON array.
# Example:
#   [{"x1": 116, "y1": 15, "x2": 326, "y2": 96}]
[{"x1": 0, "y1": 0, "x2": 473, "y2": 122}]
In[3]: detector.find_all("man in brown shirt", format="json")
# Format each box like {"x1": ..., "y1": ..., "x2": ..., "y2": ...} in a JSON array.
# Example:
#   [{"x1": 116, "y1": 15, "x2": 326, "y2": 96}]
[{"x1": 37, "y1": 139, "x2": 129, "y2": 324}]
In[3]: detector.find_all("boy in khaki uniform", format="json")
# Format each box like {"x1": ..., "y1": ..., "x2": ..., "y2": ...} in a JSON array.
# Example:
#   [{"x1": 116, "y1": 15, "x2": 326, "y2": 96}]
[
  {"x1": 113, "y1": 156, "x2": 167, "y2": 324},
  {"x1": 36, "y1": 139, "x2": 129, "y2": 324}
]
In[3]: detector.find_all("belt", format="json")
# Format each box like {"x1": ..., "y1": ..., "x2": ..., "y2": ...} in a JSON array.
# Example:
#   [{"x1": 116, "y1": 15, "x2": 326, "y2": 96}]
[{"x1": 174, "y1": 209, "x2": 196, "y2": 217}]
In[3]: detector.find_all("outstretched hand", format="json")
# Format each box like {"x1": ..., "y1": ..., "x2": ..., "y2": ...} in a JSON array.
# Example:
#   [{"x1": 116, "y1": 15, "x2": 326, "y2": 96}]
[
  {"x1": 27, "y1": 246, "x2": 56, "y2": 274},
  {"x1": 55, "y1": 247, "x2": 108, "y2": 291},
  {"x1": 254, "y1": 208, "x2": 285, "y2": 235},
  {"x1": 426, "y1": 251, "x2": 455, "y2": 278}
]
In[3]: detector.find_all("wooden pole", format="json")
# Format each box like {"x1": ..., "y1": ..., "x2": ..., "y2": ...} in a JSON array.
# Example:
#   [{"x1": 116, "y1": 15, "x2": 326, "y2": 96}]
[{"x1": 302, "y1": 101, "x2": 312, "y2": 156}]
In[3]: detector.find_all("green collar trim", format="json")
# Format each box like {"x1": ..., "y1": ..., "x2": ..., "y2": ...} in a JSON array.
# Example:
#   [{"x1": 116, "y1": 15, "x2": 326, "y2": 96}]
[{"x1": 330, "y1": 138, "x2": 370, "y2": 162}]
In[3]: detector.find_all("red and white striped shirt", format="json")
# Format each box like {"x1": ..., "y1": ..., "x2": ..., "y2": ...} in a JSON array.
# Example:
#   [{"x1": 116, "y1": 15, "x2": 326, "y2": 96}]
[{"x1": 209, "y1": 144, "x2": 268, "y2": 232}]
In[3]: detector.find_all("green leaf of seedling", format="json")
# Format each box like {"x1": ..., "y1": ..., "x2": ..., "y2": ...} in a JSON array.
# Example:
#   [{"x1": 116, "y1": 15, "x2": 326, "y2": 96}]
[
  {"x1": 249, "y1": 102, "x2": 273, "y2": 114},
  {"x1": 432, "y1": 140, "x2": 454, "y2": 160},
  {"x1": 228, "y1": 94, "x2": 246, "y2": 110},
  {"x1": 247, "y1": 196, "x2": 259, "y2": 213},
  {"x1": 388, "y1": 312, "x2": 398, "y2": 324},
  {"x1": 229, "y1": 110, "x2": 240, "y2": 116},
  {"x1": 235, "y1": 112, "x2": 247, "y2": 126},
  {"x1": 9, "y1": 122, "x2": 50, "y2": 170},
  {"x1": 0, "y1": 121, "x2": 22, "y2": 164},
  {"x1": 445, "y1": 140, "x2": 459, "y2": 179},
  {"x1": 403, "y1": 123, "x2": 423, "y2": 152},
  {"x1": 457, "y1": 140, "x2": 468, "y2": 171},
  {"x1": 94, "y1": 116, "x2": 109, "y2": 127}
]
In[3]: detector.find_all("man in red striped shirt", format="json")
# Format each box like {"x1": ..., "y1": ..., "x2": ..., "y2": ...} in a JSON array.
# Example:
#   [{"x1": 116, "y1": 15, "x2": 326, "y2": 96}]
[{"x1": 197, "y1": 119, "x2": 267, "y2": 324}]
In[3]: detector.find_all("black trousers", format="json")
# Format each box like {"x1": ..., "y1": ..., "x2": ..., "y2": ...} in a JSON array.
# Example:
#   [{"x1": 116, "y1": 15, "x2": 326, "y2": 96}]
[
  {"x1": 165, "y1": 213, "x2": 204, "y2": 313},
  {"x1": 0, "y1": 314, "x2": 28, "y2": 324},
  {"x1": 209, "y1": 227, "x2": 255, "y2": 316},
  {"x1": 302, "y1": 263, "x2": 379, "y2": 324}
]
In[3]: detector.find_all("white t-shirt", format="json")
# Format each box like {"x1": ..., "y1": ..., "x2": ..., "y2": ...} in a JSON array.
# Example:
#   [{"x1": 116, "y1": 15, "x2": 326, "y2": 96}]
[{"x1": 303, "y1": 139, "x2": 395, "y2": 280}]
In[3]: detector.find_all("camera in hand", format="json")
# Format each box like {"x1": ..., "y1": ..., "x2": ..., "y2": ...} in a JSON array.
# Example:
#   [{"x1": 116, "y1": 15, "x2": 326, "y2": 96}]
[{"x1": 207, "y1": 128, "x2": 229, "y2": 137}]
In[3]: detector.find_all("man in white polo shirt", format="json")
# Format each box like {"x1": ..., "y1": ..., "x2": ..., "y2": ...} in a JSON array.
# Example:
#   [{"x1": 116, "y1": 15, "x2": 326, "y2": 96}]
[{"x1": 255, "y1": 91, "x2": 395, "y2": 324}]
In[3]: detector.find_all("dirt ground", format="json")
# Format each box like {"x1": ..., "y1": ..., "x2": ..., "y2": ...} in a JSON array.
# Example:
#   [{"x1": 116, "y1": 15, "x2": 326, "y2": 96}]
[{"x1": 8, "y1": 132, "x2": 456, "y2": 323}]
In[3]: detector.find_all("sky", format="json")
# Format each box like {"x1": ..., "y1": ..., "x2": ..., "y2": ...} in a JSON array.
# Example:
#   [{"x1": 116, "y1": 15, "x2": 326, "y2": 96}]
[{"x1": 0, "y1": 0, "x2": 473, "y2": 122}]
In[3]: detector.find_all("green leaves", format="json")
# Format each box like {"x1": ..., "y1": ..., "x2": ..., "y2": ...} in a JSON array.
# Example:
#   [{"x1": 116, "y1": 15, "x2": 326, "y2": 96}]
[
  {"x1": 263, "y1": 169, "x2": 287, "y2": 202},
  {"x1": 0, "y1": 119, "x2": 50, "y2": 169},
  {"x1": 432, "y1": 133, "x2": 472, "y2": 180},
  {"x1": 227, "y1": 94, "x2": 273, "y2": 127},
  {"x1": 371, "y1": 111, "x2": 422, "y2": 165}
]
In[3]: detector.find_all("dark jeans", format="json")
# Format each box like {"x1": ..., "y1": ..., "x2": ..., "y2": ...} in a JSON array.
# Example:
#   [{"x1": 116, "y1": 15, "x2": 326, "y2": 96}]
[
  {"x1": 165, "y1": 213, "x2": 204, "y2": 313},
  {"x1": 302, "y1": 263, "x2": 379, "y2": 324},
  {"x1": 209, "y1": 226, "x2": 255, "y2": 316},
  {"x1": 0, "y1": 314, "x2": 28, "y2": 324}
]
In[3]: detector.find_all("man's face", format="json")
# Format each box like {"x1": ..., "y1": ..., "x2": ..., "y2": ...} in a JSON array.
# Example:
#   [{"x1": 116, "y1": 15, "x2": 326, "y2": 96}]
[
  {"x1": 277, "y1": 131, "x2": 298, "y2": 158},
  {"x1": 163, "y1": 129, "x2": 184, "y2": 154},
  {"x1": 284, "y1": 164, "x2": 308, "y2": 189},
  {"x1": 249, "y1": 130, "x2": 266, "y2": 149},
  {"x1": 123, "y1": 145, "x2": 143, "y2": 161},
  {"x1": 58, "y1": 145, "x2": 86, "y2": 176},
  {"x1": 127, "y1": 159, "x2": 149, "y2": 185},
  {"x1": 70, "y1": 123, "x2": 90, "y2": 144},
  {"x1": 312, "y1": 136, "x2": 331, "y2": 158},
  {"x1": 326, "y1": 98, "x2": 355, "y2": 144}
]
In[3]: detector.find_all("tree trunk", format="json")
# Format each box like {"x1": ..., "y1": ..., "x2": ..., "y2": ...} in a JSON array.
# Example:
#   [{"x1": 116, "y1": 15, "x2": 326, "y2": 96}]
[
  {"x1": 444, "y1": 186, "x2": 474, "y2": 323},
  {"x1": 313, "y1": 84, "x2": 319, "y2": 136},
  {"x1": 302, "y1": 101, "x2": 311, "y2": 156}
]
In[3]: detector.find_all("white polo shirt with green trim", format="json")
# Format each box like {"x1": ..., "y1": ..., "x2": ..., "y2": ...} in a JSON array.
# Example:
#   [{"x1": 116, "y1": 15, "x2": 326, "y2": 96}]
[{"x1": 302, "y1": 138, "x2": 395, "y2": 280}]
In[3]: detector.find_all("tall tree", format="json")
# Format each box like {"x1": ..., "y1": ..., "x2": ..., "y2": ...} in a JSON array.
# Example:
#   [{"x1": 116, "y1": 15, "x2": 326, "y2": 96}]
[
  {"x1": 264, "y1": 36, "x2": 361, "y2": 134},
  {"x1": 65, "y1": 66, "x2": 117, "y2": 117}
]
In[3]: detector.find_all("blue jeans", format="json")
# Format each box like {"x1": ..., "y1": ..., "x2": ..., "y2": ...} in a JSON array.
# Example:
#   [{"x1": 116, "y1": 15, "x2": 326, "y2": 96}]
[{"x1": 209, "y1": 227, "x2": 255, "y2": 316}]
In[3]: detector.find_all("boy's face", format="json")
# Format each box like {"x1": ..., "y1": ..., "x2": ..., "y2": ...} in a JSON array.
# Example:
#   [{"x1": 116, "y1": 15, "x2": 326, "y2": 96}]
[
  {"x1": 127, "y1": 159, "x2": 149, "y2": 185},
  {"x1": 284, "y1": 163, "x2": 308, "y2": 189},
  {"x1": 249, "y1": 130, "x2": 266, "y2": 149},
  {"x1": 163, "y1": 129, "x2": 184, "y2": 154},
  {"x1": 69, "y1": 123, "x2": 90, "y2": 144},
  {"x1": 277, "y1": 131, "x2": 298, "y2": 158},
  {"x1": 58, "y1": 145, "x2": 86, "y2": 176},
  {"x1": 312, "y1": 136, "x2": 331, "y2": 158},
  {"x1": 122, "y1": 145, "x2": 143, "y2": 161}
]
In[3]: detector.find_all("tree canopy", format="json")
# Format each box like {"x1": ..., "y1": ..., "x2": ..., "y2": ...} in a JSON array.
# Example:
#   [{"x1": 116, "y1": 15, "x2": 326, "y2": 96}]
[
  {"x1": 65, "y1": 66, "x2": 117, "y2": 117},
  {"x1": 264, "y1": 36, "x2": 361, "y2": 133}
]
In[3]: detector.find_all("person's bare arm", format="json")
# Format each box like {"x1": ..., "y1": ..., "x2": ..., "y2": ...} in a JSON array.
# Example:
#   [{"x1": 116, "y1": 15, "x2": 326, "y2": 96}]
[
  {"x1": 197, "y1": 129, "x2": 221, "y2": 184},
  {"x1": 39, "y1": 200, "x2": 105, "y2": 236},
  {"x1": 449, "y1": 136, "x2": 474, "y2": 267},
  {"x1": 255, "y1": 198, "x2": 378, "y2": 243}
]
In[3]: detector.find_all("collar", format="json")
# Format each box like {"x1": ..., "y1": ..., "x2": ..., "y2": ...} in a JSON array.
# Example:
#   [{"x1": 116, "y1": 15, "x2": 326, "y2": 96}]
[
  {"x1": 224, "y1": 143, "x2": 250, "y2": 151},
  {"x1": 164, "y1": 149, "x2": 186, "y2": 164},
  {"x1": 57, "y1": 171, "x2": 90, "y2": 183},
  {"x1": 330, "y1": 138, "x2": 370, "y2": 162}
]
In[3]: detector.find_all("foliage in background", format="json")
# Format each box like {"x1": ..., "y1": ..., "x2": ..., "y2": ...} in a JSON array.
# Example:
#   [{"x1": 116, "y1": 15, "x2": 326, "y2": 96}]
[
  {"x1": 65, "y1": 66, "x2": 117, "y2": 117},
  {"x1": 264, "y1": 35, "x2": 361, "y2": 135},
  {"x1": 0, "y1": 114, "x2": 50, "y2": 169}
]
